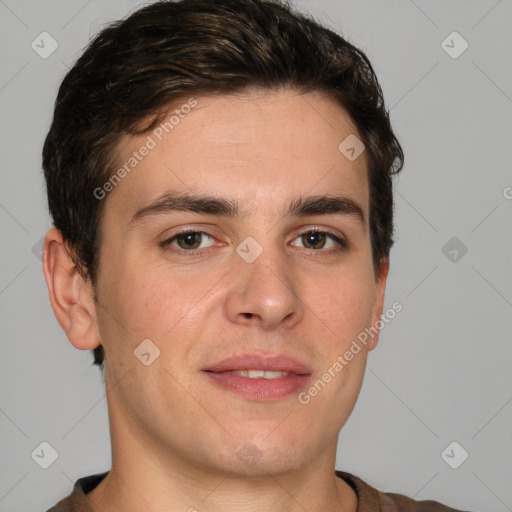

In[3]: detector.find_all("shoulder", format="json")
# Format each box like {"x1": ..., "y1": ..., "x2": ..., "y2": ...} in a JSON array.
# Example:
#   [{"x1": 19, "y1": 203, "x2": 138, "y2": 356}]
[
  {"x1": 45, "y1": 471, "x2": 109, "y2": 512},
  {"x1": 335, "y1": 470, "x2": 476, "y2": 512}
]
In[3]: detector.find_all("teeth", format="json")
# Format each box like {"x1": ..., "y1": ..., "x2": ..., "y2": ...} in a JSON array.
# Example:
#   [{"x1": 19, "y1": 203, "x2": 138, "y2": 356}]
[{"x1": 232, "y1": 369, "x2": 289, "y2": 379}]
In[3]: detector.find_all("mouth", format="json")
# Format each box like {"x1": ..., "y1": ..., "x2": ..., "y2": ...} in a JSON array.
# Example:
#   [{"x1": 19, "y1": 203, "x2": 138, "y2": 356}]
[
  {"x1": 215, "y1": 369, "x2": 292, "y2": 379},
  {"x1": 202, "y1": 353, "x2": 312, "y2": 400}
]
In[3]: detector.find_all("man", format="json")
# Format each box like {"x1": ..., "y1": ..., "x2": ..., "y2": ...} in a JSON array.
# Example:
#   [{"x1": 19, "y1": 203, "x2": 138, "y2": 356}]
[{"x1": 42, "y1": 0, "x2": 473, "y2": 510}]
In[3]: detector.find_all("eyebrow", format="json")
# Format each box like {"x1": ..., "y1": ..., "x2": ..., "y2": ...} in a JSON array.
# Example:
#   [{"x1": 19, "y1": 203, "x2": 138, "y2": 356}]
[{"x1": 128, "y1": 191, "x2": 366, "y2": 230}]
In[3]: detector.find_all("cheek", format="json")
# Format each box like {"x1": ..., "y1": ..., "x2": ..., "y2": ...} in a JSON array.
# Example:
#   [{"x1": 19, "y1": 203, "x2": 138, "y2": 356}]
[
  {"x1": 307, "y1": 269, "x2": 376, "y2": 343},
  {"x1": 106, "y1": 257, "x2": 219, "y2": 344}
]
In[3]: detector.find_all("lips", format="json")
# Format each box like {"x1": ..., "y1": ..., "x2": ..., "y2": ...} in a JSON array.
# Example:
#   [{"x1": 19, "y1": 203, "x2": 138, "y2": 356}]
[
  {"x1": 202, "y1": 353, "x2": 313, "y2": 400},
  {"x1": 202, "y1": 353, "x2": 312, "y2": 375}
]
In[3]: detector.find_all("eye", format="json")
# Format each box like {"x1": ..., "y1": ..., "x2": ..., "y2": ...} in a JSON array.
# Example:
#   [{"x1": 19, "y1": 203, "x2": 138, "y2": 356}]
[
  {"x1": 160, "y1": 227, "x2": 347, "y2": 258},
  {"x1": 161, "y1": 229, "x2": 216, "y2": 255},
  {"x1": 291, "y1": 228, "x2": 347, "y2": 253}
]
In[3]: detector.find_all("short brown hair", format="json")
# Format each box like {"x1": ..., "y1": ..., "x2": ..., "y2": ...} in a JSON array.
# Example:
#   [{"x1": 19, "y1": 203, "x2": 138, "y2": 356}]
[{"x1": 42, "y1": 0, "x2": 404, "y2": 371}]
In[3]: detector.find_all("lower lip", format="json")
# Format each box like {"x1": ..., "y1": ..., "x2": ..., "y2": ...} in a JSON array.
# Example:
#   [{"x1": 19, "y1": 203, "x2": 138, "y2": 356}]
[{"x1": 203, "y1": 371, "x2": 311, "y2": 400}]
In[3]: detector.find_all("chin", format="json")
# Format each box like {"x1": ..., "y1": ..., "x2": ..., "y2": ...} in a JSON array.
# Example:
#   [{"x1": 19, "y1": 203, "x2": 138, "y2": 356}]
[{"x1": 205, "y1": 435, "x2": 315, "y2": 478}]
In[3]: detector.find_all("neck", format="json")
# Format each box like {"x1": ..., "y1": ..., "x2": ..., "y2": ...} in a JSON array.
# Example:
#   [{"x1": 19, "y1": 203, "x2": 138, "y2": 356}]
[
  {"x1": 85, "y1": 434, "x2": 357, "y2": 512},
  {"x1": 85, "y1": 371, "x2": 358, "y2": 512}
]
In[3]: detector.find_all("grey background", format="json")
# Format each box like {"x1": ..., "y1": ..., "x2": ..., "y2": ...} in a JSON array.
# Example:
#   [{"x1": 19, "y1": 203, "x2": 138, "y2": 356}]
[{"x1": 1, "y1": 0, "x2": 511, "y2": 510}]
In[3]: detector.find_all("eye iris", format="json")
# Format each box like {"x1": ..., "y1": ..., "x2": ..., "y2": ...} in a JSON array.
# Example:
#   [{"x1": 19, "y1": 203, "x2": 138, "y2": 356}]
[
  {"x1": 177, "y1": 232, "x2": 201, "y2": 249},
  {"x1": 172, "y1": 231, "x2": 334, "y2": 252},
  {"x1": 303, "y1": 232, "x2": 326, "y2": 249}
]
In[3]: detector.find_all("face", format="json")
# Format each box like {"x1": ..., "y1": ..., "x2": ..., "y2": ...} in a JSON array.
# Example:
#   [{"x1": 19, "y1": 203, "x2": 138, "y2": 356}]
[{"x1": 89, "y1": 87, "x2": 388, "y2": 477}]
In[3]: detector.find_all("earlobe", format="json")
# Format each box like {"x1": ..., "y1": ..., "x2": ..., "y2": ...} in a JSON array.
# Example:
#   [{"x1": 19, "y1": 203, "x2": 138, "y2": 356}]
[
  {"x1": 42, "y1": 228, "x2": 101, "y2": 351},
  {"x1": 367, "y1": 257, "x2": 390, "y2": 352}
]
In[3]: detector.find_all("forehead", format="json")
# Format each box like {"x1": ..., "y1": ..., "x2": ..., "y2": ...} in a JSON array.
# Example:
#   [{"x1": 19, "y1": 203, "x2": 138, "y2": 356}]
[{"x1": 107, "y1": 87, "x2": 369, "y2": 223}]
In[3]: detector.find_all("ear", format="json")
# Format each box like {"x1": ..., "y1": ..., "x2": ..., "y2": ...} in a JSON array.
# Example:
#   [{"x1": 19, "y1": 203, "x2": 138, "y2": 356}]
[
  {"x1": 367, "y1": 256, "x2": 390, "y2": 352},
  {"x1": 42, "y1": 228, "x2": 101, "y2": 351}
]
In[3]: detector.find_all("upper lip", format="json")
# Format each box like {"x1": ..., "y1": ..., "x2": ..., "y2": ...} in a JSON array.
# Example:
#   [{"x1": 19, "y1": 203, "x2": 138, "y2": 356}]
[{"x1": 203, "y1": 353, "x2": 312, "y2": 375}]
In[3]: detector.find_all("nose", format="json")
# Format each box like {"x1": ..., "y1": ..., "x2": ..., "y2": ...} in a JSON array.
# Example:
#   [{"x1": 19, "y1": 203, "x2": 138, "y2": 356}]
[{"x1": 224, "y1": 241, "x2": 304, "y2": 330}]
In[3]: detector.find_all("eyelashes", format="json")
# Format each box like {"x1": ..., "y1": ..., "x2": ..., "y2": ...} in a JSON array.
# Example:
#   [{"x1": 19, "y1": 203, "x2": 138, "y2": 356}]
[
  {"x1": 160, "y1": 227, "x2": 348, "y2": 258},
  {"x1": 161, "y1": 230, "x2": 215, "y2": 254}
]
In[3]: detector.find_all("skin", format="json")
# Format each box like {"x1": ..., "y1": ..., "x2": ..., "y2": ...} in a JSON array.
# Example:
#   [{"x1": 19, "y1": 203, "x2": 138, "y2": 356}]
[{"x1": 43, "y1": 87, "x2": 389, "y2": 512}]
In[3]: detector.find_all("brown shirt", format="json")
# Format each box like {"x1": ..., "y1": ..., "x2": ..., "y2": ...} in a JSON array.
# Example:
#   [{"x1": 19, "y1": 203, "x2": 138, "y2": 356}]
[{"x1": 46, "y1": 470, "x2": 473, "y2": 512}]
